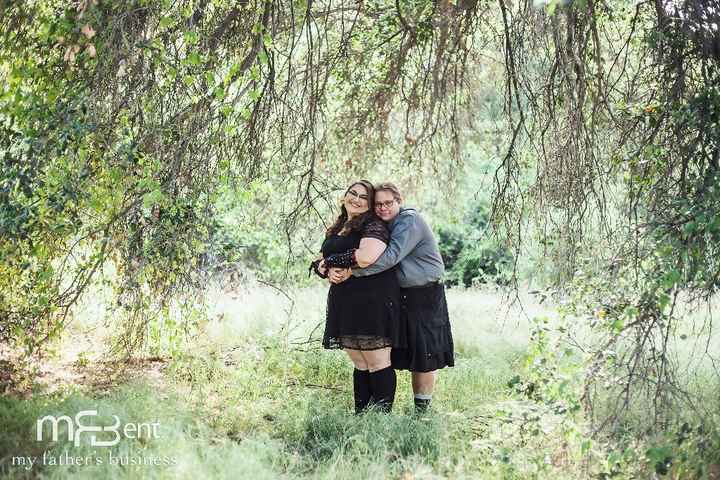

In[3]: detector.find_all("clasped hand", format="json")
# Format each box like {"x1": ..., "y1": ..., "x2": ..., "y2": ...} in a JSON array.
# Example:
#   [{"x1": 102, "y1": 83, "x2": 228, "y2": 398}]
[
  {"x1": 316, "y1": 260, "x2": 352, "y2": 283},
  {"x1": 317, "y1": 259, "x2": 352, "y2": 284}
]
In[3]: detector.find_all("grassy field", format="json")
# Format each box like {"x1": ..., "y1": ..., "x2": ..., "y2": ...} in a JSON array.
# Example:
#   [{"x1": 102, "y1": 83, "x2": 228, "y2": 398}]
[{"x1": 1, "y1": 283, "x2": 718, "y2": 479}]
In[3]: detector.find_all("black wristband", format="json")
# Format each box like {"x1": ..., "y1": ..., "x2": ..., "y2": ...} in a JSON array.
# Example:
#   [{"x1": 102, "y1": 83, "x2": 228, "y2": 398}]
[{"x1": 324, "y1": 248, "x2": 357, "y2": 268}]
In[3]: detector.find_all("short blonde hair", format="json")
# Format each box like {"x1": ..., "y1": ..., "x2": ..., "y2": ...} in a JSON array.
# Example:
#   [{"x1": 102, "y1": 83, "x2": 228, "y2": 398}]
[{"x1": 374, "y1": 182, "x2": 403, "y2": 203}]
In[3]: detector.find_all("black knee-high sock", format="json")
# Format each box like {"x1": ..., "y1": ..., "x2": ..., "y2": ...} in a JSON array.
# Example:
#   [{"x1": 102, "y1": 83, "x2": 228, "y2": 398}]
[
  {"x1": 368, "y1": 366, "x2": 396, "y2": 413},
  {"x1": 353, "y1": 368, "x2": 372, "y2": 414}
]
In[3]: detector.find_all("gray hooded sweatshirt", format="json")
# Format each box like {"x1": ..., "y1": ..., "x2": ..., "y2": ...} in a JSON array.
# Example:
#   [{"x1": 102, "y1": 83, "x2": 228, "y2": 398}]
[{"x1": 353, "y1": 207, "x2": 444, "y2": 288}]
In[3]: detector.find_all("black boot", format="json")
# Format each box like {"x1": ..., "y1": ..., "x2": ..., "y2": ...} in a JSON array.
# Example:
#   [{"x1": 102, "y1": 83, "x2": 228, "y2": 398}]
[
  {"x1": 368, "y1": 366, "x2": 396, "y2": 413},
  {"x1": 353, "y1": 368, "x2": 372, "y2": 414}
]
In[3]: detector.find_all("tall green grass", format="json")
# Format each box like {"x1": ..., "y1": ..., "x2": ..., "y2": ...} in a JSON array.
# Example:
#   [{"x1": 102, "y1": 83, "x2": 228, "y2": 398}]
[{"x1": 1, "y1": 285, "x2": 718, "y2": 479}]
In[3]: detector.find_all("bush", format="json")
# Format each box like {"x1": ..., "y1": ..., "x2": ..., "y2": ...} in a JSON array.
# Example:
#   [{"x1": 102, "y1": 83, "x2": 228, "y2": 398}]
[{"x1": 436, "y1": 201, "x2": 512, "y2": 287}]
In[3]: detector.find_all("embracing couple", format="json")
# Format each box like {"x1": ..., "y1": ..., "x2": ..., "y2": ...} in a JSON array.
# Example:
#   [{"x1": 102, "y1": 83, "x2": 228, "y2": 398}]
[{"x1": 311, "y1": 180, "x2": 454, "y2": 415}]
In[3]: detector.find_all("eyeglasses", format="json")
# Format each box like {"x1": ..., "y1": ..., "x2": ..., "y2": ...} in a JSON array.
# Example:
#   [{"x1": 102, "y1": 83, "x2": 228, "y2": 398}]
[
  {"x1": 346, "y1": 189, "x2": 368, "y2": 201},
  {"x1": 375, "y1": 199, "x2": 396, "y2": 210}
]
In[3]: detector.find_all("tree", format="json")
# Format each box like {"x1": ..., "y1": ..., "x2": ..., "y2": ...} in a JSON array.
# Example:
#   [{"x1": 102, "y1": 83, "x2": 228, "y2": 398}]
[
  {"x1": 1, "y1": 0, "x2": 482, "y2": 353},
  {"x1": 491, "y1": 0, "x2": 720, "y2": 431}
]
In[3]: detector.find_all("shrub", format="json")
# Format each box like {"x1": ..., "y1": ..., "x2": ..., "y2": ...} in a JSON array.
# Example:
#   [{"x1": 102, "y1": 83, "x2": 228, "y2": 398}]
[{"x1": 436, "y1": 201, "x2": 512, "y2": 287}]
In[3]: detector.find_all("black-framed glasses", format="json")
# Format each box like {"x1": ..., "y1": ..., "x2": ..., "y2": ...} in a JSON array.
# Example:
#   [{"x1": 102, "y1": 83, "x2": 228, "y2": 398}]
[
  {"x1": 375, "y1": 199, "x2": 396, "y2": 210},
  {"x1": 346, "y1": 189, "x2": 368, "y2": 201}
]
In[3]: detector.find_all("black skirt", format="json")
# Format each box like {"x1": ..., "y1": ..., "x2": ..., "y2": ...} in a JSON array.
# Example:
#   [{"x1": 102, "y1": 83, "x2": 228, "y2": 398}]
[
  {"x1": 321, "y1": 227, "x2": 406, "y2": 351},
  {"x1": 322, "y1": 268, "x2": 406, "y2": 350},
  {"x1": 391, "y1": 282, "x2": 455, "y2": 372}
]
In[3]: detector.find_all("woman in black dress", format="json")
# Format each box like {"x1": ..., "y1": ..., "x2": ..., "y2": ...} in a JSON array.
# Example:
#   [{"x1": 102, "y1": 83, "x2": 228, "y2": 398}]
[{"x1": 311, "y1": 180, "x2": 404, "y2": 413}]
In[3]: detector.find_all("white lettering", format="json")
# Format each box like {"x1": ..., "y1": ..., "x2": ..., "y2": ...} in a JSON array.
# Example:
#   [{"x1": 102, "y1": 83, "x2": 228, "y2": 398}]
[
  {"x1": 11, "y1": 456, "x2": 36, "y2": 471},
  {"x1": 35, "y1": 411, "x2": 159, "y2": 447},
  {"x1": 37, "y1": 415, "x2": 74, "y2": 442}
]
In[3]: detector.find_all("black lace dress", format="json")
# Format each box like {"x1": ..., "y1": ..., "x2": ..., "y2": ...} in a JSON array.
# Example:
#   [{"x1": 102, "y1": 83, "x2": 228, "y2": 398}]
[{"x1": 321, "y1": 217, "x2": 405, "y2": 350}]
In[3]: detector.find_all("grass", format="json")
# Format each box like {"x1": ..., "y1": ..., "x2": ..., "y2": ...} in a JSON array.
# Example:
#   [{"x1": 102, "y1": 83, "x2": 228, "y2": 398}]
[{"x1": 1, "y1": 284, "x2": 718, "y2": 479}]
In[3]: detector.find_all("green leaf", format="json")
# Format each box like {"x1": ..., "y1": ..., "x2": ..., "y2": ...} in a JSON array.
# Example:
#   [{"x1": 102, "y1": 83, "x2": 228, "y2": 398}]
[
  {"x1": 662, "y1": 269, "x2": 681, "y2": 289},
  {"x1": 150, "y1": 38, "x2": 163, "y2": 51},
  {"x1": 184, "y1": 30, "x2": 198, "y2": 45},
  {"x1": 213, "y1": 86, "x2": 226, "y2": 101},
  {"x1": 547, "y1": 0, "x2": 558, "y2": 16},
  {"x1": 682, "y1": 220, "x2": 696, "y2": 235},
  {"x1": 187, "y1": 51, "x2": 202, "y2": 66},
  {"x1": 623, "y1": 305, "x2": 638, "y2": 319},
  {"x1": 263, "y1": 33, "x2": 273, "y2": 48},
  {"x1": 250, "y1": 65, "x2": 261, "y2": 81},
  {"x1": 159, "y1": 16, "x2": 175, "y2": 28}
]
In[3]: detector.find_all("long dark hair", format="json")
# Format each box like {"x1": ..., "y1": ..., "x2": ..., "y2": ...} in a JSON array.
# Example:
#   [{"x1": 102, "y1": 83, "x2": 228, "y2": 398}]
[{"x1": 326, "y1": 180, "x2": 376, "y2": 237}]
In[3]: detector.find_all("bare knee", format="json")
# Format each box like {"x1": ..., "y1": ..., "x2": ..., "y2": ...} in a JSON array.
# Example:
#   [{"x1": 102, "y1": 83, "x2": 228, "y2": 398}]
[
  {"x1": 363, "y1": 348, "x2": 392, "y2": 372},
  {"x1": 344, "y1": 349, "x2": 368, "y2": 370}
]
